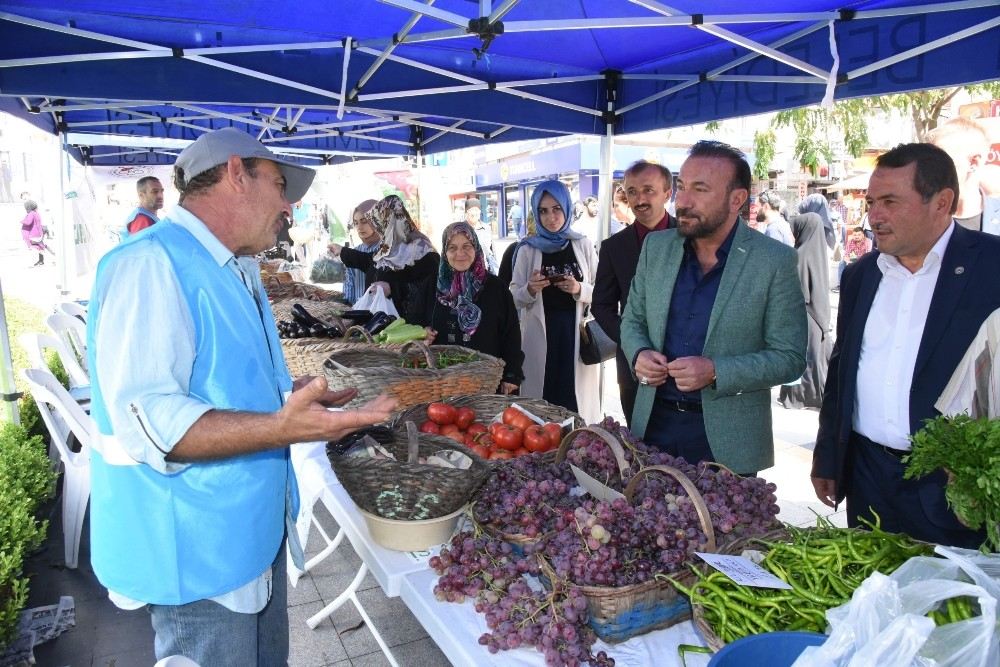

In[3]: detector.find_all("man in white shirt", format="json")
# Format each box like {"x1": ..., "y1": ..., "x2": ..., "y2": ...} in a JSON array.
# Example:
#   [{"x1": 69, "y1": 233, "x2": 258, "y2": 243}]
[
  {"x1": 811, "y1": 142, "x2": 1000, "y2": 549},
  {"x1": 87, "y1": 128, "x2": 395, "y2": 664}
]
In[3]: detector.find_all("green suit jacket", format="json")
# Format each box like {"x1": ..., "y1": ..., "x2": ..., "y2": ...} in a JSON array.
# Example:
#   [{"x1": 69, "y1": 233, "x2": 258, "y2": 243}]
[{"x1": 620, "y1": 220, "x2": 807, "y2": 473}]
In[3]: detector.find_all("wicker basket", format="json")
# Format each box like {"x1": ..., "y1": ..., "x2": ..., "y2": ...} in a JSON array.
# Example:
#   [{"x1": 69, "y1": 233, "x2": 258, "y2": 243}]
[
  {"x1": 281, "y1": 335, "x2": 388, "y2": 377},
  {"x1": 542, "y1": 464, "x2": 718, "y2": 643},
  {"x1": 322, "y1": 341, "x2": 505, "y2": 410},
  {"x1": 270, "y1": 298, "x2": 349, "y2": 324},
  {"x1": 392, "y1": 394, "x2": 584, "y2": 436},
  {"x1": 553, "y1": 426, "x2": 631, "y2": 488},
  {"x1": 264, "y1": 278, "x2": 343, "y2": 302},
  {"x1": 328, "y1": 432, "x2": 490, "y2": 520},
  {"x1": 690, "y1": 529, "x2": 793, "y2": 651}
]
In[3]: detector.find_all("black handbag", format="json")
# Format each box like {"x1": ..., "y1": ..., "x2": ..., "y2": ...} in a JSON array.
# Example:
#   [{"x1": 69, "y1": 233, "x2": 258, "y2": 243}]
[{"x1": 579, "y1": 315, "x2": 617, "y2": 365}]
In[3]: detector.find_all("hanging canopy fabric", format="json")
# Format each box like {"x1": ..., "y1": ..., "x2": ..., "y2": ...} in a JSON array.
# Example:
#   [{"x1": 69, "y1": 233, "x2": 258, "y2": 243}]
[{"x1": 1, "y1": 0, "x2": 998, "y2": 164}]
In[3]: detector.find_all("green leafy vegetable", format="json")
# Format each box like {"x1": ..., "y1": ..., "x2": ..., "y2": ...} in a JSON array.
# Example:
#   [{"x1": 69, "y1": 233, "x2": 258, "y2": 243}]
[{"x1": 906, "y1": 415, "x2": 1000, "y2": 552}]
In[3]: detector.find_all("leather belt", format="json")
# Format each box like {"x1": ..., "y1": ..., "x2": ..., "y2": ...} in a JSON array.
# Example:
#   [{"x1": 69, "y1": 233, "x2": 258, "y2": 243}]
[
  {"x1": 660, "y1": 399, "x2": 703, "y2": 413},
  {"x1": 853, "y1": 432, "x2": 908, "y2": 459}
]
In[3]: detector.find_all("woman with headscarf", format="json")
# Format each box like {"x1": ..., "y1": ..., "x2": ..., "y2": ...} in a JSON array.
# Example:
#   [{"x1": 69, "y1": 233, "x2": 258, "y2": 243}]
[
  {"x1": 778, "y1": 209, "x2": 832, "y2": 410},
  {"x1": 510, "y1": 179, "x2": 600, "y2": 422},
  {"x1": 799, "y1": 193, "x2": 837, "y2": 250},
  {"x1": 20, "y1": 200, "x2": 50, "y2": 267},
  {"x1": 329, "y1": 199, "x2": 380, "y2": 303},
  {"x1": 332, "y1": 194, "x2": 439, "y2": 325},
  {"x1": 426, "y1": 222, "x2": 523, "y2": 394}
]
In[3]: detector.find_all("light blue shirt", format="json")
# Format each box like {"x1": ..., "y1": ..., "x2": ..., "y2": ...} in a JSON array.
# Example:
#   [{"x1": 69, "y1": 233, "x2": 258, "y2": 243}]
[{"x1": 93, "y1": 205, "x2": 279, "y2": 613}]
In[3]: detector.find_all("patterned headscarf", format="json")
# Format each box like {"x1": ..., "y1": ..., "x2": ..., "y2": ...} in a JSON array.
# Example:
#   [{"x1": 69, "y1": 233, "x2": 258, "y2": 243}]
[
  {"x1": 512, "y1": 179, "x2": 584, "y2": 268},
  {"x1": 436, "y1": 222, "x2": 487, "y2": 336},
  {"x1": 368, "y1": 195, "x2": 435, "y2": 271}
]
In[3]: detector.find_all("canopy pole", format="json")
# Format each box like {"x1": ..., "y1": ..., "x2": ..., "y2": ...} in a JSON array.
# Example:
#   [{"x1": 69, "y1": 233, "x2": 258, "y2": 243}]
[
  {"x1": 597, "y1": 70, "x2": 619, "y2": 245},
  {"x1": 597, "y1": 70, "x2": 620, "y2": 419},
  {"x1": 56, "y1": 132, "x2": 71, "y2": 296},
  {"x1": 0, "y1": 278, "x2": 20, "y2": 425}
]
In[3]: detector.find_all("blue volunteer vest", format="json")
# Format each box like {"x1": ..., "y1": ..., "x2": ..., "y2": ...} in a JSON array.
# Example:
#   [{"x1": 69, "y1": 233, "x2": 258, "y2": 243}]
[
  {"x1": 87, "y1": 221, "x2": 296, "y2": 604},
  {"x1": 119, "y1": 207, "x2": 160, "y2": 241}
]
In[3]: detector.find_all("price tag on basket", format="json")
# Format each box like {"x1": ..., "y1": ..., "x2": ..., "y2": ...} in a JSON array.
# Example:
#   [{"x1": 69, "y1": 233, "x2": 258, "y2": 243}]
[{"x1": 695, "y1": 552, "x2": 793, "y2": 590}]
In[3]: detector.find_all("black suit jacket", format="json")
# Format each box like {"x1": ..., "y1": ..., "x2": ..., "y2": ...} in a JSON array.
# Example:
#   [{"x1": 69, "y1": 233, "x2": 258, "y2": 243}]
[
  {"x1": 814, "y1": 225, "x2": 1000, "y2": 505},
  {"x1": 592, "y1": 218, "x2": 674, "y2": 385}
]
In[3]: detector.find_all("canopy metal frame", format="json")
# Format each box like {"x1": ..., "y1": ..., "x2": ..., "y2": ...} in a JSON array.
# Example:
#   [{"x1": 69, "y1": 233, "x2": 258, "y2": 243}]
[{"x1": 3, "y1": 1, "x2": 996, "y2": 157}]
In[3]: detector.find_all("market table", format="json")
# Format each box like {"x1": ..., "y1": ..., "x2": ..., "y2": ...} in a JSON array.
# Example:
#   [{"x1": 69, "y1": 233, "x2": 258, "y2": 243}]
[{"x1": 290, "y1": 441, "x2": 714, "y2": 667}]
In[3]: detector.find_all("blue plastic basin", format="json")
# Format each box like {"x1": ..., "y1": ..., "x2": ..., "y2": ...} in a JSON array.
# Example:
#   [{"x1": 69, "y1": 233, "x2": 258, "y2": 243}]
[{"x1": 708, "y1": 631, "x2": 827, "y2": 667}]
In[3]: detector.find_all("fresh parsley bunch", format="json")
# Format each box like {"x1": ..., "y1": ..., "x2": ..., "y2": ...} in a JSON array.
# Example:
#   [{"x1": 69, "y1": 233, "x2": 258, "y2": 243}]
[{"x1": 906, "y1": 415, "x2": 1000, "y2": 552}]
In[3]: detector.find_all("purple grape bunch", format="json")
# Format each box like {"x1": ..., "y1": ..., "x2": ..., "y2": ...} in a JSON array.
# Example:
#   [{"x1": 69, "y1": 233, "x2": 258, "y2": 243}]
[
  {"x1": 472, "y1": 456, "x2": 578, "y2": 538},
  {"x1": 430, "y1": 531, "x2": 614, "y2": 666}
]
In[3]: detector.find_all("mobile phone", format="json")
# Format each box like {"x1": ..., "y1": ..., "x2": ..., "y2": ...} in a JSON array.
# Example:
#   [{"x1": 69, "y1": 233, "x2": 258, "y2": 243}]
[{"x1": 547, "y1": 273, "x2": 569, "y2": 284}]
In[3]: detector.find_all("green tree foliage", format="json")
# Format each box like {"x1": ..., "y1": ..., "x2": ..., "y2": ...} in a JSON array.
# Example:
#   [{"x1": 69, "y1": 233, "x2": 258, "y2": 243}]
[{"x1": 758, "y1": 84, "x2": 1000, "y2": 176}]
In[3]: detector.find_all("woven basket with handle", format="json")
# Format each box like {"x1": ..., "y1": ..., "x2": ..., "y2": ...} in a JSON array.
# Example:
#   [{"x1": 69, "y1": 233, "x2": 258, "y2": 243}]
[
  {"x1": 322, "y1": 341, "x2": 504, "y2": 410},
  {"x1": 270, "y1": 298, "x2": 349, "y2": 325},
  {"x1": 281, "y1": 331, "x2": 396, "y2": 378},
  {"x1": 539, "y1": 464, "x2": 718, "y2": 643},
  {"x1": 392, "y1": 394, "x2": 584, "y2": 437},
  {"x1": 328, "y1": 426, "x2": 490, "y2": 520},
  {"x1": 263, "y1": 278, "x2": 343, "y2": 302}
]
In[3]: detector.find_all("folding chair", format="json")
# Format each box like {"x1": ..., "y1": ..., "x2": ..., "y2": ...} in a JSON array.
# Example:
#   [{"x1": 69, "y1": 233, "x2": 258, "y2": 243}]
[
  {"x1": 21, "y1": 368, "x2": 92, "y2": 569},
  {"x1": 46, "y1": 312, "x2": 88, "y2": 374}
]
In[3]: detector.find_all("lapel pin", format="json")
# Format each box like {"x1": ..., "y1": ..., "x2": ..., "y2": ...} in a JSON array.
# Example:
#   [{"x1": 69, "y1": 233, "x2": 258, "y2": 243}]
[{"x1": 955, "y1": 266, "x2": 965, "y2": 275}]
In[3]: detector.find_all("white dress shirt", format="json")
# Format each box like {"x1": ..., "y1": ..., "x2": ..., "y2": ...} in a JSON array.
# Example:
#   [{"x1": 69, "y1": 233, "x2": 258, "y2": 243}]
[
  {"x1": 854, "y1": 222, "x2": 955, "y2": 450},
  {"x1": 94, "y1": 205, "x2": 274, "y2": 613}
]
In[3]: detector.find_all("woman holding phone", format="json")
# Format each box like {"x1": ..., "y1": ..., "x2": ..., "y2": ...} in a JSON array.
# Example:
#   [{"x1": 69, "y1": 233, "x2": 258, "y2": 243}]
[{"x1": 509, "y1": 180, "x2": 600, "y2": 422}]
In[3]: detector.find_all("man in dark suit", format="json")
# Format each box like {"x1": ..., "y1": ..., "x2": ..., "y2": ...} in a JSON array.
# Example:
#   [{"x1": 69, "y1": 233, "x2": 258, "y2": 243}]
[
  {"x1": 812, "y1": 142, "x2": 1000, "y2": 549},
  {"x1": 593, "y1": 160, "x2": 674, "y2": 425}
]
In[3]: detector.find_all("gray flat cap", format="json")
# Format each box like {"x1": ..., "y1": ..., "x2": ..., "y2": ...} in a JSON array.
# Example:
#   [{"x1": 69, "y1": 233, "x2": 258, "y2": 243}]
[{"x1": 176, "y1": 127, "x2": 315, "y2": 203}]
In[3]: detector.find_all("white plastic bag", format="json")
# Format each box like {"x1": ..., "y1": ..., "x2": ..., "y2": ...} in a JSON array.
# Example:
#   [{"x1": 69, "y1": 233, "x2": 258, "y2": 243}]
[
  {"x1": 351, "y1": 285, "x2": 399, "y2": 317},
  {"x1": 793, "y1": 553, "x2": 1000, "y2": 667}
]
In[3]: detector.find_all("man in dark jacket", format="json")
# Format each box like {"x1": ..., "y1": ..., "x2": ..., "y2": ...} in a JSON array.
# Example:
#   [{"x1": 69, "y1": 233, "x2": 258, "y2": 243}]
[{"x1": 592, "y1": 160, "x2": 674, "y2": 425}]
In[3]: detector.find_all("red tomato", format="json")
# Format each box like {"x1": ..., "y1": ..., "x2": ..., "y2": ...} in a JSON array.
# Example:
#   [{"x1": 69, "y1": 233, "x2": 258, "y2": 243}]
[
  {"x1": 471, "y1": 444, "x2": 491, "y2": 459},
  {"x1": 489, "y1": 449, "x2": 513, "y2": 460},
  {"x1": 542, "y1": 422, "x2": 563, "y2": 450},
  {"x1": 419, "y1": 420, "x2": 440, "y2": 434},
  {"x1": 523, "y1": 425, "x2": 549, "y2": 453},
  {"x1": 427, "y1": 402, "x2": 457, "y2": 426},
  {"x1": 466, "y1": 422, "x2": 487, "y2": 438},
  {"x1": 455, "y1": 407, "x2": 476, "y2": 430},
  {"x1": 492, "y1": 423, "x2": 523, "y2": 451},
  {"x1": 478, "y1": 434, "x2": 495, "y2": 450},
  {"x1": 440, "y1": 424, "x2": 464, "y2": 443},
  {"x1": 502, "y1": 407, "x2": 534, "y2": 431},
  {"x1": 514, "y1": 447, "x2": 530, "y2": 457}
]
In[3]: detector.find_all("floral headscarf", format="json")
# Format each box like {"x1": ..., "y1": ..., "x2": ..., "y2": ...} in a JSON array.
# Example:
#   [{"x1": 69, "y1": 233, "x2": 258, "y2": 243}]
[
  {"x1": 436, "y1": 221, "x2": 487, "y2": 336},
  {"x1": 512, "y1": 179, "x2": 584, "y2": 268},
  {"x1": 368, "y1": 195, "x2": 435, "y2": 270}
]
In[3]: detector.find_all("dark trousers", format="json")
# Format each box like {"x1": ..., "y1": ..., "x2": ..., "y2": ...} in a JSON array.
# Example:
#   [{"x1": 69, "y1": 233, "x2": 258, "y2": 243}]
[
  {"x1": 643, "y1": 396, "x2": 714, "y2": 465},
  {"x1": 847, "y1": 432, "x2": 985, "y2": 549},
  {"x1": 543, "y1": 309, "x2": 578, "y2": 413}
]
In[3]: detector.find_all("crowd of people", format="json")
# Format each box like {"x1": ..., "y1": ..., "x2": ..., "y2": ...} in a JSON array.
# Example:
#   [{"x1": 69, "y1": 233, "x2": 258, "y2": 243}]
[{"x1": 84, "y1": 125, "x2": 999, "y2": 664}]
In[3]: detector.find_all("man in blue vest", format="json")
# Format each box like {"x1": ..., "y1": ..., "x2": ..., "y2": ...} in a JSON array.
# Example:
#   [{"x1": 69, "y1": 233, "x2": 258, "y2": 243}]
[
  {"x1": 120, "y1": 175, "x2": 164, "y2": 240},
  {"x1": 87, "y1": 127, "x2": 396, "y2": 665}
]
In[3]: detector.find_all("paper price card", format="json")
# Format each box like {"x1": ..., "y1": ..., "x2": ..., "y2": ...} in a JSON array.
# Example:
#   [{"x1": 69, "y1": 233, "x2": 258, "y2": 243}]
[{"x1": 695, "y1": 552, "x2": 793, "y2": 590}]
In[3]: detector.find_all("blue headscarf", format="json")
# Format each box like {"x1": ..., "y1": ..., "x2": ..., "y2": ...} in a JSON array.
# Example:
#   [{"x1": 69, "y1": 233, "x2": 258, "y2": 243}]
[
  {"x1": 512, "y1": 179, "x2": 584, "y2": 267},
  {"x1": 436, "y1": 222, "x2": 487, "y2": 336}
]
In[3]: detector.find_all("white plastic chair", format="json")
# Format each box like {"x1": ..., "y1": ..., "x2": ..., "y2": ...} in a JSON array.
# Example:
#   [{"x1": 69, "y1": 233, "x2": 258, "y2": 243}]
[
  {"x1": 19, "y1": 331, "x2": 90, "y2": 395},
  {"x1": 46, "y1": 312, "x2": 89, "y2": 375},
  {"x1": 57, "y1": 301, "x2": 88, "y2": 323},
  {"x1": 21, "y1": 368, "x2": 92, "y2": 570}
]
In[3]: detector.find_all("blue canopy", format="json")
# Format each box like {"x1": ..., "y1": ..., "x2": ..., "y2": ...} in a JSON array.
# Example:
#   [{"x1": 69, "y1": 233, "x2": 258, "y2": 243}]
[{"x1": 2, "y1": 0, "x2": 998, "y2": 164}]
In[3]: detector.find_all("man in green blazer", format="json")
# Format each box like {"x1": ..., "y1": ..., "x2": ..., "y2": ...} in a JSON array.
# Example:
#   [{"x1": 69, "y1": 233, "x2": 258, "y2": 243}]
[{"x1": 621, "y1": 141, "x2": 807, "y2": 474}]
